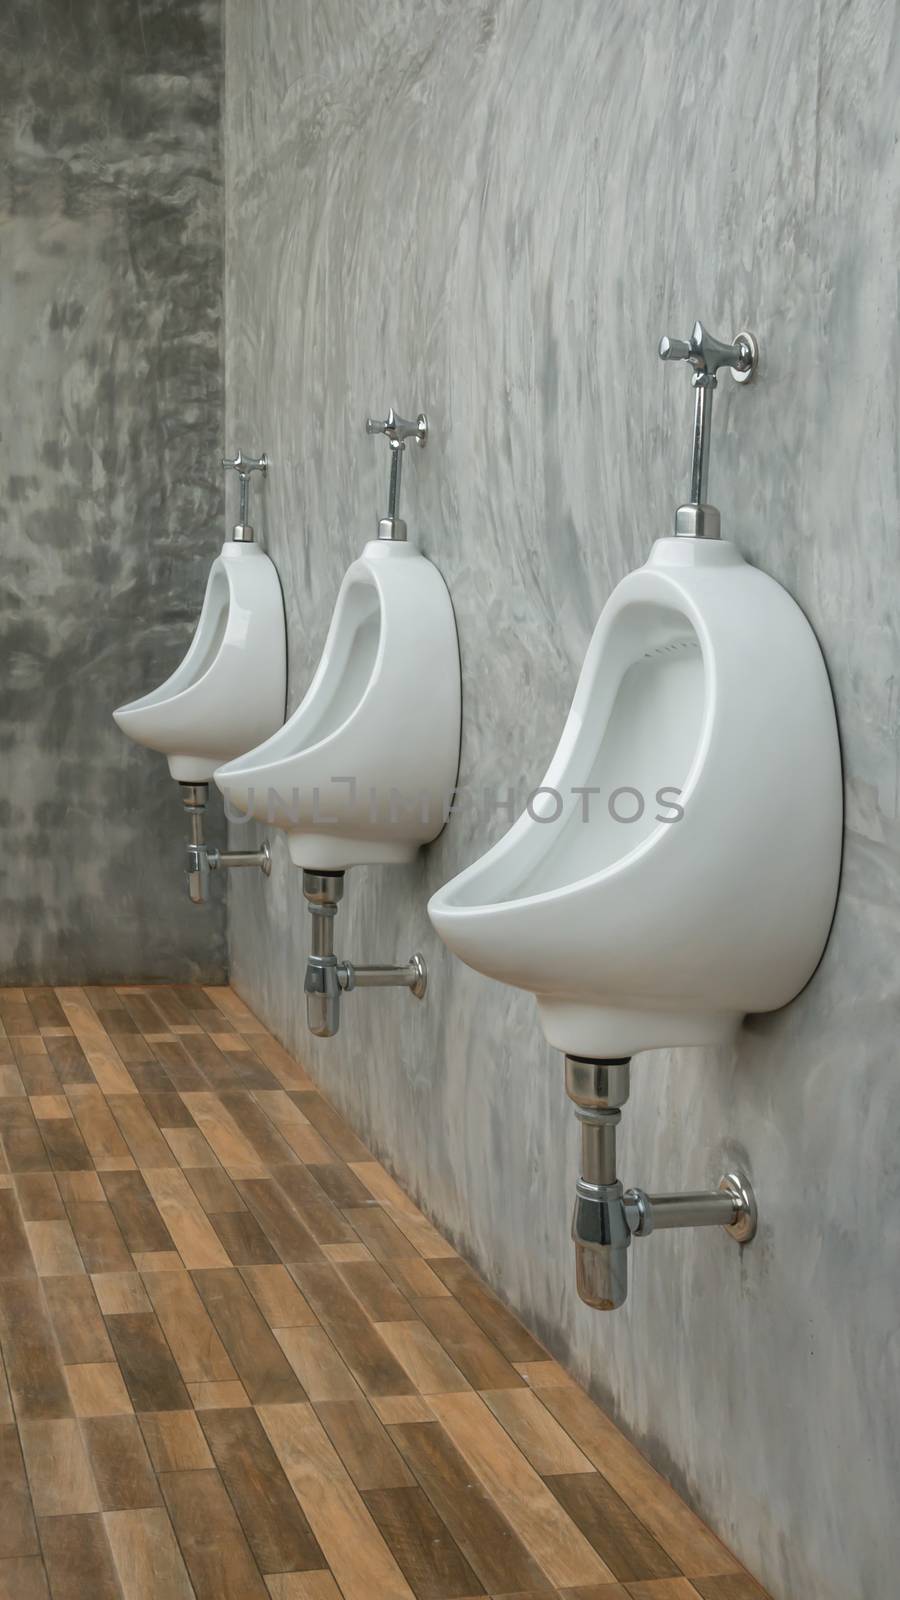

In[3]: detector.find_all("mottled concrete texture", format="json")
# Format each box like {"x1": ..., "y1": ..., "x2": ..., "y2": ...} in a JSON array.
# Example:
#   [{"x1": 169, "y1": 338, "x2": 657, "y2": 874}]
[
  {"x1": 0, "y1": 0, "x2": 226, "y2": 980},
  {"x1": 223, "y1": 4, "x2": 900, "y2": 1596}
]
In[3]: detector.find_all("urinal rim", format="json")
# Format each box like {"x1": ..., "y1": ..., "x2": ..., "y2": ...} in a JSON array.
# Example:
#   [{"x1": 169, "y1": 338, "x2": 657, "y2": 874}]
[{"x1": 430, "y1": 571, "x2": 717, "y2": 919}]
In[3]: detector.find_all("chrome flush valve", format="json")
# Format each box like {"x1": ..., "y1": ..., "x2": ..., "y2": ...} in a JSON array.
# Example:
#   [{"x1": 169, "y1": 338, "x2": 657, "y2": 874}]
[
  {"x1": 222, "y1": 449, "x2": 268, "y2": 542},
  {"x1": 659, "y1": 321, "x2": 758, "y2": 540},
  {"x1": 365, "y1": 409, "x2": 428, "y2": 542}
]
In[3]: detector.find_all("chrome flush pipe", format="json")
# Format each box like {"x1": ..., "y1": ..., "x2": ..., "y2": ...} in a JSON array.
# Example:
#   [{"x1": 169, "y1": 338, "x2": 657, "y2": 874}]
[
  {"x1": 222, "y1": 449, "x2": 268, "y2": 541},
  {"x1": 302, "y1": 870, "x2": 427, "y2": 1038},
  {"x1": 565, "y1": 1056, "x2": 757, "y2": 1310},
  {"x1": 180, "y1": 783, "x2": 272, "y2": 906},
  {"x1": 365, "y1": 409, "x2": 428, "y2": 541},
  {"x1": 658, "y1": 321, "x2": 758, "y2": 540}
]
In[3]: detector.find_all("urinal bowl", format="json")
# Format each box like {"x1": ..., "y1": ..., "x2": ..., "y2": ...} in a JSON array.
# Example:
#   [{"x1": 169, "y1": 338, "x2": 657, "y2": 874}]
[
  {"x1": 214, "y1": 540, "x2": 461, "y2": 871},
  {"x1": 429, "y1": 536, "x2": 843, "y2": 1059},
  {"x1": 113, "y1": 542, "x2": 287, "y2": 782}
]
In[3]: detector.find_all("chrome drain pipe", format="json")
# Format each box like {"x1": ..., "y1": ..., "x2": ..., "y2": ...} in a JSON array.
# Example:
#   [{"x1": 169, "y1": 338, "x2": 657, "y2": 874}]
[
  {"x1": 302, "y1": 871, "x2": 427, "y2": 1038},
  {"x1": 565, "y1": 1056, "x2": 757, "y2": 1311},
  {"x1": 180, "y1": 783, "x2": 272, "y2": 905}
]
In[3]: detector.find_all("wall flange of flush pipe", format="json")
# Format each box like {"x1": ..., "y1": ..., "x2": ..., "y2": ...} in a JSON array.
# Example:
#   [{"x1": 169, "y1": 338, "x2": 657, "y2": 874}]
[
  {"x1": 566, "y1": 1056, "x2": 757, "y2": 1311},
  {"x1": 302, "y1": 871, "x2": 427, "y2": 1038}
]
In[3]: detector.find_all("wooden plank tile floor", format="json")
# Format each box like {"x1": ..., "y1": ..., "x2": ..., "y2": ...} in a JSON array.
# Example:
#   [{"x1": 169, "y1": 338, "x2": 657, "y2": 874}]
[{"x1": 0, "y1": 984, "x2": 771, "y2": 1600}]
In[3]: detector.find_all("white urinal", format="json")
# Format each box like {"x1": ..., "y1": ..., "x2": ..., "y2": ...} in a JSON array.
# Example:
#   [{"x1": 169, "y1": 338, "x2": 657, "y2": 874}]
[
  {"x1": 113, "y1": 539, "x2": 286, "y2": 782},
  {"x1": 214, "y1": 536, "x2": 460, "y2": 868},
  {"x1": 429, "y1": 535, "x2": 842, "y2": 1060}
]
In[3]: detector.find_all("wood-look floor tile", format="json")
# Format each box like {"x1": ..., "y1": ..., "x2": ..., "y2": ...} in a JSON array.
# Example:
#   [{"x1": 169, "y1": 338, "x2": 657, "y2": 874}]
[
  {"x1": 0, "y1": 1356, "x2": 13, "y2": 1425},
  {"x1": 545, "y1": 1473, "x2": 681, "y2": 1582},
  {"x1": 314, "y1": 1398, "x2": 415, "y2": 1491},
  {"x1": 106, "y1": 1096, "x2": 178, "y2": 1170},
  {"x1": 218, "y1": 1090, "x2": 301, "y2": 1167},
  {"x1": 337, "y1": 1258, "x2": 419, "y2": 1322},
  {"x1": 187, "y1": 1379, "x2": 251, "y2": 1409},
  {"x1": 481, "y1": 1389, "x2": 594, "y2": 1477},
  {"x1": 243, "y1": 1032, "x2": 314, "y2": 1090},
  {"x1": 689, "y1": 1577, "x2": 772, "y2": 1599},
  {"x1": 162, "y1": 1126, "x2": 221, "y2": 1168},
  {"x1": 362, "y1": 1482, "x2": 484, "y2": 1599},
  {"x1": 0, "y1": 1555, "x2": 50, "y2": 1600},
  {"x1": 185, "y1": 1165, "x2": 247, "y2": 1213},
  {"x1": 160, "y1": 1467, "x2": 270, "y2": 1598},
  {"x1": 36, "y1": 1114, "x2": 95, "y2": 1172},
  {"x1": 273, "y1": 1164, "x2": 359, "y2": 1244},
  {"x1": 200, "y1": 1403, "x2": 325, "y2": 1574},
  {"x1": 19, "y1": 1418, "x2": 99, "y2": 1515},
  {"x1": 131, "y1": 1251, "x2": 183, "y2": 1273},
  {"x1": 91, "y1": 1273, "x2": 151, "y2": 1315},
  {"x1": 428, "y1": 1392, "x2": 615, "y2": 1588},
  {"x1": 374, "y1": 1321, "x2": 470, "y2": 1395},
  {"x1": 56, "y1": 1171, "x2": 104, "y2": 1202},
  {"x1": 191, "y1": 1267, "x2": 306, "y2": 1403},
  {"x1": 620, "y1": 1582, "x2": 708, "y2": 1598},
  {"x1": 65, "y1": 1087, "x2": 134, "y2": 1171},
  {"x1": 306, "y1": 1162, "x2": 376, "y2": 1210},
  {"x1": 179, "y1": 1093, "x2": 269, "y2": 1176},
  {"x1": 14, "y1": 1173, "x2": 65, "y2": 1222},
  {"x1": 25, "y1": 1219, "x2": 85, "y2": 1277},
  {"x1": 290, "y1": 1094, "x2": 371, "y2": 1163},
  {"x1": 264, "y1": 1575, "x2": 343, "y2": 1600},
  {"x1": 237, "y1": 1177, "x2": 326, "y2": 1263},
  {"x1": 139, "y1": 1408, "x2": 214, "y2": 1472},
  {"x1": 25, "y1": 990, "x2": 67, "y2": 1031},
  {"x1": 0, "y1": 1186, "x2": 38, "y2": 1276},
  {"x1": 258, "y1": 1403, "x2": 416, "y2": 1600},
  {"x1": 45, "y1": 1036, "x2": 94, "y2": 1086},
  {"x1": 65, "y1": 1201, "x2": 134, "y2": 1274},
  {"x1": 250, "y1": 1092, "x2": 334, "y2": 1163},
  {"x1": 515, "y1": 1361, "x2": 578, "y2": 1389},
  {"x1": 147, "y1": 1038, "x2": 208, "y2": 1092},
  {"x1": 240, "y1": 1263, "x2": 316, "y2": 1328},
  {"x1": 82, "y1": 1415, "x2": 162, "y2": 1511},
  {"x1": 38, "y1": 1514, "x2": 122, "y2": 1600},
  {"x1": 139, "y1": 1167, "x2": 232, "y2": 1269},
  {"x1": 432, "y1": 1258, "x2": 546, "y2": 1362},
  {"x1": 29, "y1": 1095, "x2": 71, "y2": 1120},
  {"x1": 0, "y1": 1066, "x2": 25, "y2": 1097},
  {"x1": 0, "y1": 1101, "x2": 50, "y2": 1172},
  {"x1": 538, "y1": 1388, "x2": 741, "y2": 1579},
  {"x1": 104, "y1": 1164, "x2": 192, "y2": 1249},
  {"x1": 321, "y1": 1242, "x2": 372, "y2": 1263},
  {"x1": 66, "y1": 1361, "x2": 132, "y2": 1417},
  {"x1": 103, "y1": 1506, "x2": 196, "y2": 1600},
  {"x1": 0, "y1": 1423, "x2": 40, "y2": 1558},
  {"x1": 0, "y1": 1278, "x2": 72, "y2": 1418},
  {"x1": 387, "y1": 1420, "x2": 550, "y2": 1595},
  {"x1": 290, "y1": 1264, "x2": 416, "y2": 1397},
  {"x1": 209, "y1": 1207, "x2": 280, "y2": 1264},
  {"x1": 114, "y1": 993, "x2": 168, "y2": 1036},
  {"x1": 140, "y1": 1091, "x2": 196, "y2": 1130},
  {"x1": 385, "y1": 1256, "x2": 452, "y2": 1300},
  {"x1": 275, "y1": 1326, "x2": 363, "y2": 1402},
  {"x1": 371, "y1": 1395, "x2": 435, "y2": 1425},
  {"x1": 103, "y1": 1313, "x2": 192, "y2": 1413},
  {"x1": 343, "y1": 1207, "x2": 420, "y2": 1261},
  {"x1": 141, "y1": 1268, "x2": 237, "y2": 1383},
  {"x1": 413, "y1": 1298, "x2": 526, "y2": 1391}
]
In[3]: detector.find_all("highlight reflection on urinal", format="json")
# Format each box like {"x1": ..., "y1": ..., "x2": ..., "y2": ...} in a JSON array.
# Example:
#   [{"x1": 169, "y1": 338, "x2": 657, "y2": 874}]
[
  {"x1": 429, "y1": 323, "x2": 843, "y2": 1310},
  {"x1": 216, "y1": 410, "x2": 461, "y2": 1037},
  {"x1": 113, "y1": 450, "x2": 287, "y2": 903}
]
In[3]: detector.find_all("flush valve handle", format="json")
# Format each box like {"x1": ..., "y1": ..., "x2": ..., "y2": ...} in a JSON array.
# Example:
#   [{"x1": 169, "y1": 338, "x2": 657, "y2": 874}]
[
  {"x1": 658, "y1": 321, "x2": 758, "y2": 540},
  {"x1": 222, "y1": 449, "x2": 268, "y2": 542},
  {"x1": 365, "y1": 409, "x2": 428, "y2": 542}
]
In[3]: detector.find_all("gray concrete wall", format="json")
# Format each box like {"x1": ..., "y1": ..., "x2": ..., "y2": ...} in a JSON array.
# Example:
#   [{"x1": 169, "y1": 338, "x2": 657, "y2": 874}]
[
  {"x1": 223, "y1": 4, "x2": 900, "y2": 1595},
  {"x1": 0, "y1": 0, "x2": 226, "y2": 982}
]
